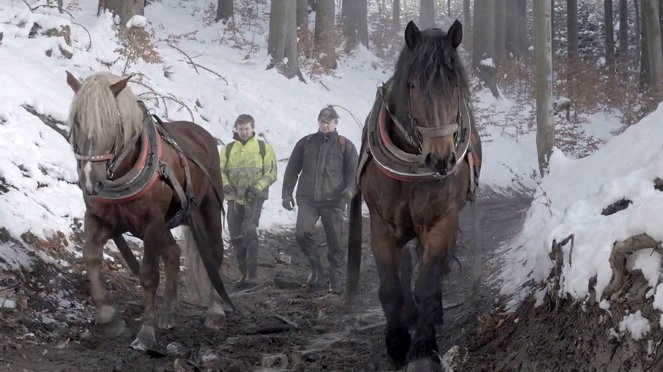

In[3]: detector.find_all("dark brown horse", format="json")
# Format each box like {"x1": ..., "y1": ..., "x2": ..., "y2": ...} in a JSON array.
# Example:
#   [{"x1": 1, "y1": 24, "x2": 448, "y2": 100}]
[
  {"x1": 65, "y1": 71, "x2": 233, "y2": 350},
  {"x1": 346, "y1": 20, "x2": 482, "y2": 367}
]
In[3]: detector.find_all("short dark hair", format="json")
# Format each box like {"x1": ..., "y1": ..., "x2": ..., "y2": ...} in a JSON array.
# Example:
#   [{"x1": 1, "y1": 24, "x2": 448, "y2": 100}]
[
  {"x1": 234, "y1": 114, "x2": 255, "y2": 128},
  {"x1": 318, "y1": 106, "x2": 339, "y2": 123}
]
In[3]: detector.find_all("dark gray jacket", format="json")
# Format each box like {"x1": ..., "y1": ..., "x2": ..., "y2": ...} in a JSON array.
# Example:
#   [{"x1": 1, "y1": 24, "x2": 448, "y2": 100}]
[{"x1": 282, "y1": 131, "x2": 358, "y2": 205}]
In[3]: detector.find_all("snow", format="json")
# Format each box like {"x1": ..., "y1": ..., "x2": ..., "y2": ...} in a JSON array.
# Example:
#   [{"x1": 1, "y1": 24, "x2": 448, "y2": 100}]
[
  {"x1": 619, "y1": 311, "x2": 651, "y2": 341},
  {"x1": 0, "y1": 0, "x2": 658, "y2": 344}
]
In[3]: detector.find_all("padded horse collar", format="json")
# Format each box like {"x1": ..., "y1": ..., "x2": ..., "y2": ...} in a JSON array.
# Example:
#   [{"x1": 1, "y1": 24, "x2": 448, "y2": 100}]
[
  {"x1": 361, "y1": 82, "x2": 472, "y2": 183},
  {"x1": 77, "y1": 103, "x2": 200, "y2": 229}
]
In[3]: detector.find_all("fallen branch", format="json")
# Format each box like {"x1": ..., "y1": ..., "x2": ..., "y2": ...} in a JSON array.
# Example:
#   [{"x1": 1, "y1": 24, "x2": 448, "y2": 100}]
[
  {"x1": 229, "y1": 280, "x2": 272, "y2": 298},
  {"x1": 167, "y1": 43, "x2": 228, "y2": 85},
  {"x1": 547, "y1": 234, "x2": 574, "y2": 311},
  {"x1": 272, "y1": 313, "x2": 299, "y2": 330},
  {"x1": 603, "y1": 233, "x2": 663, "y2": 300},
  {"x1": 71, "y1": 22, "x2": 91, "y2": 51},
  {"x1": 168, "y1": 44, "x2": 198, "y2": 73}
]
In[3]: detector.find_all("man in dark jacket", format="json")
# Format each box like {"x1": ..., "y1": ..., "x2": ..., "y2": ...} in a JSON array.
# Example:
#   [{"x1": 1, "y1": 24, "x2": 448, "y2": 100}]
[{"x1": 282, "y1": 106, "x2": 359, "y2": 294}]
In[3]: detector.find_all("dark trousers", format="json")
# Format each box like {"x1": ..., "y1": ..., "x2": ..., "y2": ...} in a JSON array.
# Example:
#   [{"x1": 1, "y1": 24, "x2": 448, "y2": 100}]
[
  {"x1": 227, "y1": 199, "x2": 264, "y2": 279},
  {"x1": 295, "y1": 198, "x2": 345, "y2": 276}
]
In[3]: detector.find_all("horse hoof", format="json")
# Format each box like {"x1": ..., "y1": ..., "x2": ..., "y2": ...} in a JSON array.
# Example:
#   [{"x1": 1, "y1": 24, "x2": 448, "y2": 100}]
[
  {"x1": 406, "y1": 357, "x2": 444, "y2": 372},
  {"x1": 130, "y1": 325, "x2": 156, "y2": 351},
  {"x1": 96, "y1": 317, "x2": 126, "y2": 339},
  {"x1": 158, "y1": 312, "x2": 177, "y2": 329},
  {"x1": 204, "y1": 312, "x2": 226, "y2": 330},
  {"x1": 406, "y1": 335, "x2": 438, "y2": 362},
  {"x1": 386, "y1": 327, "x2": 411, "y2": 364}
]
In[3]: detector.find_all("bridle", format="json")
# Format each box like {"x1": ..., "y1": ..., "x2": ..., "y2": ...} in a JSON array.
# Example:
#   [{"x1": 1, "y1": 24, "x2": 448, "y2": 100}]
[{"x1": 379, "y1": 79, "x2": 467, "y2": 171}]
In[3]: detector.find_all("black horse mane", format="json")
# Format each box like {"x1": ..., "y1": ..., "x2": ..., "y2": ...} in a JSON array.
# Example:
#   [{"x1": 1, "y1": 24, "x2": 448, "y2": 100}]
[{"x1": 392, "y1": 28, "x2": 469, "y2": 102}]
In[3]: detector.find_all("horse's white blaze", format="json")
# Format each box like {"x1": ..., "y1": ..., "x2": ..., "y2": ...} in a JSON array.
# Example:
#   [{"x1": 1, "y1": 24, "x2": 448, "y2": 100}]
[{"x1": 83, "y1": 161, "x2": 93, "y2": 193}]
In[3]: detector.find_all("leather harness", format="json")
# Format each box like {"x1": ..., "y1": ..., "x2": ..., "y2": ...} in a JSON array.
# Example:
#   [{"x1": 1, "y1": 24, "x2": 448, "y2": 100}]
[
  {"x1": 358, "y1": 81, "x2": 480, "y2": 196},
  {"x1": 74, "y1": 102, "x2": 222, "y2": 229}
]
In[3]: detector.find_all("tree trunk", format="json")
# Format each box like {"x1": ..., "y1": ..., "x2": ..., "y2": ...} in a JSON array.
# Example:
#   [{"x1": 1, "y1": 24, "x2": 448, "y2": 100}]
[
  {"x1": 284, "y1": 0, "x2": 303, "y2": 81},
  {"x1": 518, "y1": 0, "x2": 529, "y2": 56},
  {"x1": 342, "y1": 0, "x2": 368, "y2": 49},
  {"x1": 618, "y1": 0, "x2": 628, "y2": 66},
  {"x1": 567, "y1": 0, "x2": 578, "y2": 60},
  {"x1": 420, "y1": 0, "x2": 435, "y2": 29},
  {"x1": 448, "y1": 0, "x2": 452, "y2": 17},
  {"x1": 99, "y1": 0, "x2": 143, "y2": 27},
  {"x1": 640, "y1": 0, "x2": 649, "y2": 87},
  {"x1": 314, "y1": 0, "x2": 337, "y2": 70},
  {"x1": 506, "y1": 0, "x2": 520, "y2": 57},
  {"x1": 216, "y1": 0, "x2": 233, "y2": 22},
  {"x1": 636, "y1": 0, "x2": 642, "y2": 75},
  {"x1": 535, "y1": 0, "x2": 554, "y2": 176},
  {"x1": 268, "y1": 1, "x2": 286, "y2": 63},
  {"x1": 464, "y1": 0, "x2": 472, "y2": 58},
  {"x1": 297, "y1": 0, "x2": 308, "y2": 31},
  {"x1": 550, "y1": 0, "x2": 555, "y2": 52},
  {"x1": 393, "y1": 0, "x2": 401, "y2": 31},
  {"x1": 643, "y1": 0, "x2": 663, "y2": 86},
  {"x1": 495, "y1": 0, "x2": 506, "y2": 63},
  {"x1": 473, "y1": 0, "x2": 495, "y2": 69},
  {"x1": 605, "y1": 0, "x2": 615, "y2": 73}
]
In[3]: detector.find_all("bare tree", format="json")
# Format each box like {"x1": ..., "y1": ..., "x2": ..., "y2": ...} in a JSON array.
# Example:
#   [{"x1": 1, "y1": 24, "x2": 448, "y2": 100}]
[
  {"x1": 495, "y1": 0, "x2": 506, "y2": 63},
  {"x1": 535, "y1": 0, "x2": 554, "y2": 175},
  {"x1": 567, "y1": 0, "x2": 578, "y2": 60},
  {"x1": 297, "y1": 0, "x2": 308, "y2": 31},
  {"x1": 473, "y1": 0, "x2": 494, "y2": 68},
  {"x1": 393, "y1": 0, "x2": 401, "y2": 31},
  {"x1": 643, "y1": 0, "x2": 663, "y2": 86},
  {"x1": 314, "y1": 0, "x2": 337, "y2": 70},
  {"x1": 216, "y1": 0, "x2": 233, "y2": 22},
  {"x1": 420, "y1": 0, "x2": 435, "y2": 29},
  {"x1": 463, "y1": 0, "x2": 472, "y2": 52},
  {"x1": 268, "y1": 0, "x2": 303, "y2": 81},
  {"x1": 98, "y1": 0, "x2": 143, "y2": 27},
  {"x1": 342, "y1": 0, "x2": 369, "y2": 48},
  {"x1": 518, "y1": 0, "x2": 529, "y2": 55},
  {"x1": 618, "y1": 0, "x2": 628, "y2": 66},
  {"x1": 506, "y1": 0, "x2": 521, "y2": 57},
  {"x1": 605, "y1": 0, "x2": 616, "y2": 73}
]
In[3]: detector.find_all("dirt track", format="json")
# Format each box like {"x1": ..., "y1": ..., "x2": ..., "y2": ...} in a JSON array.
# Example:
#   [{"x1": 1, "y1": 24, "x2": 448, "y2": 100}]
[{"x1": 0, "y1": 190, "x2": 532, "y2": 372}]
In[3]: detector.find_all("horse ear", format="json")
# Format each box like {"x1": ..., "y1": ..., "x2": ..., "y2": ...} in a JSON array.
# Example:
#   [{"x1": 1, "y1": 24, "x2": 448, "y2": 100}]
[
  {"x1": 448, "y1": 20, "x2": 462, "y2": 49},
  {"x1": 109, "y1": 75, "x2": 132, "y2": 97},
  {"x1": 405, "y1": 21, "x2": 421, "y2": 50},
  {"x1": 66, "y1": 71, "x2": 81, "y2": 93}
]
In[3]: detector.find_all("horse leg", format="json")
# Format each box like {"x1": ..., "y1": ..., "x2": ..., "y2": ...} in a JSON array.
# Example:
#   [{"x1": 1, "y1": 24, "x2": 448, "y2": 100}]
[
  {"x1": 407, "y1": 216, "x2": 458, "y2": 363},
  {"x1": 83, "y1": 212, "x2": 125, "y2": 337},
  {"x1": 400, "y1": 240, "x2": 418, "y2": 328},
  {"x1": 371, "y1": 218, "x2": 410, "y2": 364},
  {"x1": 199, "y1": 198, "x2": 227, "y2": 330},
  {"x1": 159, "y1": 230, "x2": 180, "y2": 329},
  {"x1": 130, "y1": 223, "x2": 164, "y2": 351}
]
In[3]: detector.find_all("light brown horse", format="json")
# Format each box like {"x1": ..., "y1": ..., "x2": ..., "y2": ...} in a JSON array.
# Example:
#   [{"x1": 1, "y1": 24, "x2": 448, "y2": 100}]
[
  {"x1": 66, "y1": 71, "x2": 233, "y2": 350},
  {"x1": 346, "y1": 20, "x2": 482, "y2": 368}
]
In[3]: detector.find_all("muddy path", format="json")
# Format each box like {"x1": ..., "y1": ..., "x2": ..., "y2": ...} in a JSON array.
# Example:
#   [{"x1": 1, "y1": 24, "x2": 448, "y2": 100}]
[{"x1": 0, "y1": 190, "x2": 531, "y2": 371}]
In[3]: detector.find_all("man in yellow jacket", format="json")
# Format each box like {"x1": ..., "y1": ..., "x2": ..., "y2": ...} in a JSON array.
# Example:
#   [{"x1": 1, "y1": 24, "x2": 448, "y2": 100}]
[{"x1": 220, "y1": 114, "x2": 277, "y2": 288}]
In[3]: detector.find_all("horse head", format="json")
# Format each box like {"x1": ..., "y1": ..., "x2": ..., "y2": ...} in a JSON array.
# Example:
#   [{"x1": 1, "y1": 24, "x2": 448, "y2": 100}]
[
  {"x1": 390, "y1": 20, "x2": 468, "y2": 176},
  {"x1": 66, "y1": 71, "x2": 143, "y2": 195}
]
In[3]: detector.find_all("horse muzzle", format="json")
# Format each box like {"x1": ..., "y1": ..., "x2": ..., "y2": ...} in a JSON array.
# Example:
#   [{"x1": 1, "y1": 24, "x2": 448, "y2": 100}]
[{"x1": 424, "y1": 152, "x2": 457, "y2": 176}]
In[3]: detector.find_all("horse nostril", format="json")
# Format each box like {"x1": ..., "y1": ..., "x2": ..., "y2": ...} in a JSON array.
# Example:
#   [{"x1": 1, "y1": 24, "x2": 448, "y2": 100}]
[
  {"x1": 425, "y1": 153, "x2": 438, "y2": 171},
  {"x1": 93, "y1": 180, "x2": 104, "y2": 195}
]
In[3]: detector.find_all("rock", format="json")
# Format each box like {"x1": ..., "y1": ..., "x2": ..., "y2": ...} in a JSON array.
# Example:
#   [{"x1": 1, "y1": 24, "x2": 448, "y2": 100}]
[
  {"x1": 261, "y1": 353, "x2": 289, "y2": 370},
  {"x1": 166, "y1": 341, "x2": 188, "y2": 357}
]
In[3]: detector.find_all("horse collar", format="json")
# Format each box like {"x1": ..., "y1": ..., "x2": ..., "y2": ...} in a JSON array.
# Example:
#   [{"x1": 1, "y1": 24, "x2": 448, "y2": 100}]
[
  {"x1": 364, "y1": 84, "x2": 472, "y2": 183},
  {"x1": 85, "y1": 116, "x2": 163, "y2": 204}
]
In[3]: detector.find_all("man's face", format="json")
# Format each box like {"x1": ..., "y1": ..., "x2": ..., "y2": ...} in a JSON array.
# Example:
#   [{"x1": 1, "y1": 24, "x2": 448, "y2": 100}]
[
  {"x1": 236, "y1": 122, "x2": 254, "y2": 141},
  {"x1": 318, "y1": 119, "x2": 338, "y2": 134}
]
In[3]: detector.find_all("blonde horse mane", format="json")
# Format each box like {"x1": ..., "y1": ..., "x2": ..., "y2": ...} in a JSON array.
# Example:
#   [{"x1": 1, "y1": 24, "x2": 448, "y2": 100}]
[{"x1": 68, "y1": 72, "x2": 144, "y2": 150}]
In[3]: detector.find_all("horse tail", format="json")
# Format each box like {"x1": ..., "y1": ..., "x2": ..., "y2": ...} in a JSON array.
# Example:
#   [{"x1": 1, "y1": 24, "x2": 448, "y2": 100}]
[
  {"x1": 345, "y1": 192, "x2": 363, "y2": 303},
  {"x1": 180, "y1": 226, "x2": 211, "y2": 306},
  {"x1": 183, "y1": 213, "x2": 235, "y2": 311},
  {"x1": 112, "y1": 235, "x2": 140, "y2": 276}
]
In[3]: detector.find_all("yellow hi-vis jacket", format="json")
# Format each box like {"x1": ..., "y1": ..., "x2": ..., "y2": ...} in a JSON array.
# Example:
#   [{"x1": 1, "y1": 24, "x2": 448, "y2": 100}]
[{"x1": 220, "y1": 135, "x2": 277, "y2": 205}]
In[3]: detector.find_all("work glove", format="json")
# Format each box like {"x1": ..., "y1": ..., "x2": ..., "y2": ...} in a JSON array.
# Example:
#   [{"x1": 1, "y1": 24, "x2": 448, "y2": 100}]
[
  {"x1": 282, "y1": 196, "x2": 295, "y2": 211},
  {"x1": 223, "y1": 184, "x2": 236, "y2": 197},
  {"x1": 245, "y1": 185, "x2": 261, "y2": 202}
]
